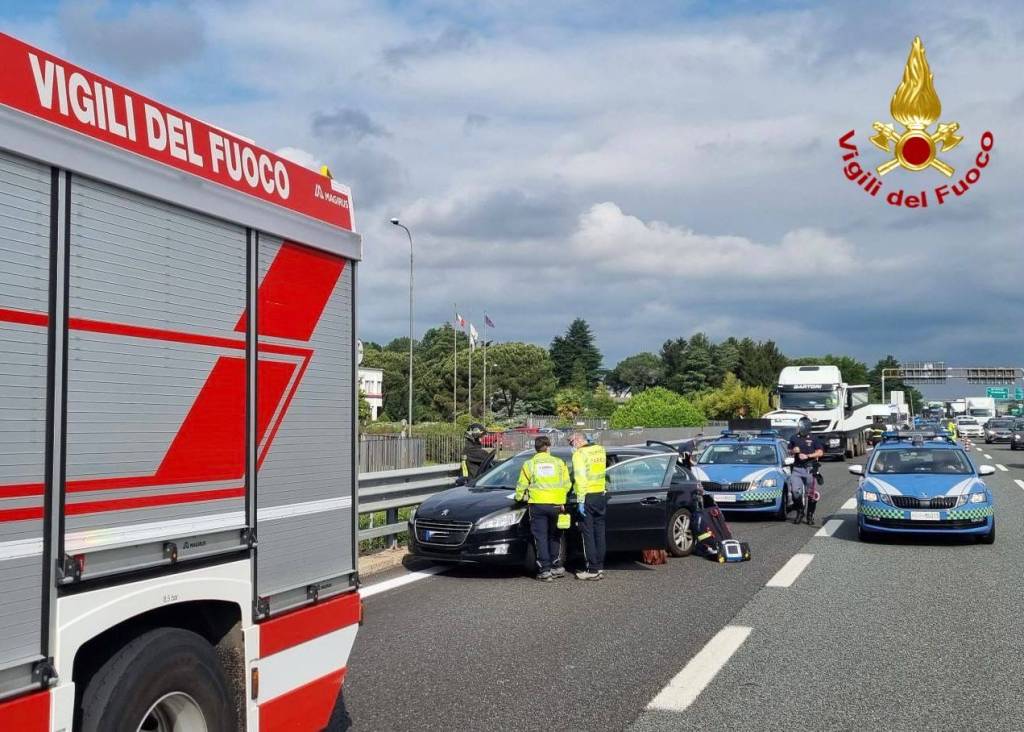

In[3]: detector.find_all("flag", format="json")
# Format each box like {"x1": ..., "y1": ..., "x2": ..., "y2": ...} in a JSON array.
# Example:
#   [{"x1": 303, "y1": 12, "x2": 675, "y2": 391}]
[
  {"x1": 456, "y1": 313, "x2": 466, "y2": 329},
  {"x1": 484, "y1": 314, "x2": 495, "y2": 328},
  {"x1": 469, "y1": 323, "x2": 479, "y2": 347}
]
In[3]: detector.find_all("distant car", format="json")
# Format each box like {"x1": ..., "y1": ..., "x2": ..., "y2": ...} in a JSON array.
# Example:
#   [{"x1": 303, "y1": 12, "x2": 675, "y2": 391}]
[
  {"x1": 851, "y1": 434, "x2": 995, "y2": 543},
  {"x1": 955, "y1": 416, "x2": 983, "y2": 439},
  {"x1": 983, "y1": 417, "x2": 1014, "y2": 444},
  {"x1": 408, "y1": 445, "x2": 703, "y2": 572},
  {"x1": 689, "y1": 434, "x2": 793, "y2": 520},
  {"x1": 1011, "y1": 420, "x2": 1024, "y2": 450}
]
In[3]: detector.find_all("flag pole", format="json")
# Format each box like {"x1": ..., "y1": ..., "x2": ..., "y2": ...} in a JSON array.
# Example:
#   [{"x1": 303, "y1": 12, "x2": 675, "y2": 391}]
[
  {"x1": 483, "y1": 335, "x2": 487, "y2": 422},
  {"x1": 468, "y1": 316, "x2": 473, "y2": 419},
  {"x1": 453, "y1": 304, "x2": 458, "y2": 422}
]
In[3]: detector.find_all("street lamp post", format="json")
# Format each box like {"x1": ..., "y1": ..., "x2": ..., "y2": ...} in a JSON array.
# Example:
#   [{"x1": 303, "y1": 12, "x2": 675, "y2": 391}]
[{"x1": 390, "y1": 218, "x2": 414, "y2": 432}]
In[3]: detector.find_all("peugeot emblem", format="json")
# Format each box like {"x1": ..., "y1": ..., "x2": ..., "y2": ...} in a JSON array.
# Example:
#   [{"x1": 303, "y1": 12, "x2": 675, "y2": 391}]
[{"x1": 440, "y1": 509, "x2": 450, "y2": 517}]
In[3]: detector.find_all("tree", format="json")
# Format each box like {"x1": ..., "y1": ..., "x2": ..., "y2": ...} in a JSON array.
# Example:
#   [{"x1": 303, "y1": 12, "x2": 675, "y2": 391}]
[
  {"x1": 609, "y1": 387, "x2": 705, "y2": 428},
  {"x1": 735, "y1": 338, "x2": 788, "y2": 389},
  {"x1": 586, "y1": 385, "x2": 618, "y2": 418},
  {"x1": 606, "y1": 352, "x2": 664, "y2": 395},
  {"x1": 549, "y1": 318, "x2": 603, "y2": 389},
  {"x1": 554, "y1": 388, "x2": 587, "y2": 421},
  {"x1": 694, "y1": 373, "x2": 771, "y2": 420},
  {"x1": 488, "y1": 342, "x2": 557, "y2": 418},
  {"x1": 358, "y1": 389, "x2": 372, "y2": 424}
]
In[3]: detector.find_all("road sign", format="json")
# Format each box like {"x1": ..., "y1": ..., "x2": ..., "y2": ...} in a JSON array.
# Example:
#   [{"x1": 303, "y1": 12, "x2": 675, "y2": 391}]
[
  {"x1": 1016, "y1": 387, "x2": 1023, "y2": 401},
  {"x1": 986, "y1": 387, "x2": 1009, "y2": 399}
]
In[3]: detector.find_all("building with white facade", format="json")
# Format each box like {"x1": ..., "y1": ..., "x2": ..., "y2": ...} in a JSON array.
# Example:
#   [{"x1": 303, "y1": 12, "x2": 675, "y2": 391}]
[{"x1": 358, "y1": 366, "x2": 384, "y2": 420}]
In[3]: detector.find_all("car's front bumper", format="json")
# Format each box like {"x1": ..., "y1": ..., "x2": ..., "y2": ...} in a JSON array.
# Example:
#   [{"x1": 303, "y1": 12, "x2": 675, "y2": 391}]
[
  {"x1": 710, "y1": 489, "x2": 783, "y2": 513},
  {"x1": 407, "y1": 521, "x2": 533, "y2": 565},
  {"x1": 985, "y1": 433, "x2": 1011, "y2": 442},
  {"x1": 858, "y1": 501, "x2": 993, "y2": 535}
]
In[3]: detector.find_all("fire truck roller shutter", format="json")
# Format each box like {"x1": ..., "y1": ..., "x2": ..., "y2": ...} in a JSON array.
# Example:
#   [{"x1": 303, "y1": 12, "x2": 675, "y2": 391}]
[
  {"x1": 255, "y1": 235, "x2": 354, "y2": 600},
  {"x1": 0, "y1": 151, "x2": 50, "y2": 678},
  {"x1": 64, "y1": 176, "x2": 248, "y2": 538}
]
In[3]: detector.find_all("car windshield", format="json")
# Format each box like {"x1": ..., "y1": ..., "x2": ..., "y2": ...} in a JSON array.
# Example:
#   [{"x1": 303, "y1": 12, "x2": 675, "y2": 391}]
[
  {"x1": 969, "y1": 409, "x2": 991, "y2": 417},
  {"x1": 956, "y1": 418, "x2": 977, "y2": 425},
  {"x1": 869, "y1": 448, "x2": 972, "y2": 474},
  {"x1": 697, "y1": 444, "x2": 777, "y2": 465},
  {"x1": 474, "y1": 455, "x2": 529, "y2": 489},
  {"x1": 987, "y1": 419, "x2": 1012, "y2": 428},
  {"x1": 779, "y1": 389, "x2": 838, "y2": 410}
]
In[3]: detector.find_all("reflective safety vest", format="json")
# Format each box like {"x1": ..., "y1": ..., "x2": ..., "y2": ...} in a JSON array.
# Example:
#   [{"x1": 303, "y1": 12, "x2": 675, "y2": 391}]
[
  {"x1": 572, "y1": 444, "x2": 607, "y2": 501},
  {"x1": 947, "y1": 422, "x2": 958, "y2": 439},
  {"x1": 515, "y1": 451, "x2": 570, "y2": 505}
]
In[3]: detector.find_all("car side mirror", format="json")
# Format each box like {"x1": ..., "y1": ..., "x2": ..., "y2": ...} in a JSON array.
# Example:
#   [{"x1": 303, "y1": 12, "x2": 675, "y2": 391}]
[
  {"x1": 978, "y1": 465, "x2": 996, "y2": 476},
  {"x1": 848, "y1": 465, "x2": 864, "y2": 476},
  {"x1": 454, "y1": 476, "x2": 467, "y2": 487},
  {"x1": 784, "y1": 456, "x2": 795, "y2": 466}
]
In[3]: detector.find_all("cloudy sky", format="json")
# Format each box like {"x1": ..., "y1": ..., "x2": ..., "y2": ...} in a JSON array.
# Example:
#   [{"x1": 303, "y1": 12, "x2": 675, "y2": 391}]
[{"x1": 5, "y1": 0, "x2": 1023, "y2": 373}]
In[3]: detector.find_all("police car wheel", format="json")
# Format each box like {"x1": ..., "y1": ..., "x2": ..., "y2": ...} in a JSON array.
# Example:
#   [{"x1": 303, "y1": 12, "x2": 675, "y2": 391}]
[
  {"x1": 666, "y1": 508, "x2": 695, "y2": 557},
  {"x1": 857, "y1": 523, "x2": 874, "y2": 543},
  {"x1": 774, "y1": 489, "x2": 788, "y2": 521},
  {"x1": 978, "y1": 519, "x2": 995, "y2": 545}
]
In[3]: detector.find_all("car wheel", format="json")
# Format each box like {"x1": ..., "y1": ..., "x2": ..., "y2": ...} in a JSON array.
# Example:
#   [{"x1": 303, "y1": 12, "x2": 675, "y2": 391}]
[
  {"x1": 666, "y1": 508, "x2": 695, "y2": 557},
  {"x1": 857, "y1": 523, "x2": 874, "y2": 543},
  {"x1": 774, "y1": 489, "x2": 788, "y2": 521},
  {"x1": 522, "y1": 542, "x2": 537, "y2": 575},
  {"x1": 979, "y1": 518, "x2": 995, "y2": 545}
]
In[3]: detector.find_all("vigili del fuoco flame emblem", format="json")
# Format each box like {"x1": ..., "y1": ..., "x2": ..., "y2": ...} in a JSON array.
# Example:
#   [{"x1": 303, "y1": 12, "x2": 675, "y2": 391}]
[{"x1": 869, "y1": 36, "x2": 962, "y2": 176}]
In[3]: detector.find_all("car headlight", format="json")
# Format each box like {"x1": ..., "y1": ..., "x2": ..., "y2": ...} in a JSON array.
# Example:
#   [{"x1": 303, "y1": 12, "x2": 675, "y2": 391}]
[
  {"x1": 987, "y1": 430, "x2": 994, "y2": 435},
  {"x1": 409, "y1": 506, "x2": 417, "y2": 521},
  {"x1": 969, "y1": 492, "x2": 987, "y2": 504},
  {"x1": 759, "y1": 478, "x2": 777, "y2": 488},
  {"x1": 476, "y1": 508, "x2": 526, "y2": 531},
  {"x1": 861, "y1": 489, "x2": 879, "y2": 502}
]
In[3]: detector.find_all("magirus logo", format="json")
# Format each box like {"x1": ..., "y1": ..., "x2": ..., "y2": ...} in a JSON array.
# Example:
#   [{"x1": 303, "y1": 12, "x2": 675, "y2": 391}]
[{"x1": 838, "y1": 36, "x2": 993, "y2": 208}]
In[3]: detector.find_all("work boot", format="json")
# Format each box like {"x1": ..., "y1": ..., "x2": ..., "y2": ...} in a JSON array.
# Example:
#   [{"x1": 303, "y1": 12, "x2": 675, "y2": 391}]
[
  {"x1": 596, "y1": 570, "x2": 605, "y2": 580},
  {"x1": 805, "y1": 514, "x2": 816, "y2": 526},
  {"x1": 536, "y1": 570, "x2": 553, "y2": 582},
  {"x1": 575, "y1": 570, "x2": 599, "y2": 580},
  {"x1": 550, "y1": 566, "x2": 566, "y2": 579}
]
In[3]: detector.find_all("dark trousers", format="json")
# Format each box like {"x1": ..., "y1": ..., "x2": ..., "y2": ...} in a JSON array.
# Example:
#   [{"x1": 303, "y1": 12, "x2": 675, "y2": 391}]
[
  {"x1": 580, "y1": 493, "x2": 608, "y2": 571},
  {"x1": 528, "y1": 504, "x2": 563, "y2": 572}
]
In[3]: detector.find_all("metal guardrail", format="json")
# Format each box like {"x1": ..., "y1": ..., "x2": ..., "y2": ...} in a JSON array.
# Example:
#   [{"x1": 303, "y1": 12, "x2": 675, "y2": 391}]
[{"x1": 358, "y1": 463, "x2": 460, "y2": 545}]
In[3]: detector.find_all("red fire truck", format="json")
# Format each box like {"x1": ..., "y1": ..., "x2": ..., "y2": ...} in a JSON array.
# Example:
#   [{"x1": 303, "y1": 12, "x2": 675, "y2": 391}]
[{"x1": 0, "y1": 32, "x2": 361, "y2": 731}]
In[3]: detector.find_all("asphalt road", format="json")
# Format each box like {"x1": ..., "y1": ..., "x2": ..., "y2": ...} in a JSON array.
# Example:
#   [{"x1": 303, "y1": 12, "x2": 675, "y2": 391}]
[{"x1": 339, "y1": 457, "x2": 863, "y2": 731}]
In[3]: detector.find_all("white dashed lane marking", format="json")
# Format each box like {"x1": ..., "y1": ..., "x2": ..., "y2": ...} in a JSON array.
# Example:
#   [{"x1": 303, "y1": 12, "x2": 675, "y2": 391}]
[
  {"x1": 984, "y1": 454, "x2": 992, "y2": 459},
  {"x1": 1015, "y1": 480, "x2": 1024, "y2": 490},
  {"x1": 361, "y1": 566, "x2": 448, "y2": 598},
  {"x1": 766, "y1": 553, "x2": 815, "y2": 588},
  {"x1": 841, "y1": 497, "x2": 857, "y2": 511},
  {"x1": 647, "y1": 625, "x2": 753, "y2": 712},
  {"x1": 815, "y1": 519, "x2": 844, "y2": 538},
  {"x1": 997, "y1": 464, "x2": 1008, "y2": 472}
]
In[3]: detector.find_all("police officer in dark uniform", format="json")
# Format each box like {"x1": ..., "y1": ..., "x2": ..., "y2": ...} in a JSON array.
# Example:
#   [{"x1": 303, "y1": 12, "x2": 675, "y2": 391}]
[
  {"x1": 461, "y1": 423, "x2": 494, "y2": 481},
  {"x1": 788, "y1": 417, "x2": 824, "y2": 525}
]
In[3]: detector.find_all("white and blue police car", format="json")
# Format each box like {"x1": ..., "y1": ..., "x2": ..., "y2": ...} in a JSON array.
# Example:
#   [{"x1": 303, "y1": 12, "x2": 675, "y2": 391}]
[
  {"x1": 850, "y1": 431, "x2": 995, "y2": 543},
  {"x1": 690, "y1": 431, "x2": 794, "y2": 520}
]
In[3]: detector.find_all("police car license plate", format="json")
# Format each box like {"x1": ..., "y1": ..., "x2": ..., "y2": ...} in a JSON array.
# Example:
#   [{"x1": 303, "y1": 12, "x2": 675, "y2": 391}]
[
  {"x1": 714, "y1": 493, "x2": 736, "y2": 503},
  {"x1": 910, "y1": 511, "x2": 940, "y2": 521}
]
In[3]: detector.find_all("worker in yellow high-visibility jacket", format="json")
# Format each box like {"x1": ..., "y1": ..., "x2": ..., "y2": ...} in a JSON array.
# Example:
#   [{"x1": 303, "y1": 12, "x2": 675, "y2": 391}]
[
  {"x1": 516, "y1": 435, "x2": 570, "y2": 581},
  {"x1": 571, "y1": 433, "x2": 607, "y2": 580}
]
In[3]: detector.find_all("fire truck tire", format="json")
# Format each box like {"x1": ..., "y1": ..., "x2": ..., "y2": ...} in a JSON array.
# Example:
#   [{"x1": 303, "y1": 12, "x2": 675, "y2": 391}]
[{"x1": 79, "y1": 627, "x2": 236, "y2": 732}]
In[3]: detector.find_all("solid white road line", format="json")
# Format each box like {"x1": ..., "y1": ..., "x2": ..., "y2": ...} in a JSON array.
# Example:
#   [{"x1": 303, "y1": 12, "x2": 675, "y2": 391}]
[
  {"x1": 647, "y1": 625, "x2": 752, "y2": 712},
  {"x1": 815, "y1": 519, "x2": 844, "y2": 538},
  {"x1": 361, "y1": 566, "x2": 448, "y2": 598},
  {"x1": 1015, "y1": 479, "x2": 1024, "y2": 490},
  {"x1": 841, "y1": 497, "x2": 857, "y2": 511},
  {"x1": 984, "y1": 454, "x2": 992, "y2": 460},
  {"x1": 766, "y1": 553, "x2": 814, "y2": 588},
  {"x1": 997, "y1": 464, "x2": 1009, "y2": 472}
]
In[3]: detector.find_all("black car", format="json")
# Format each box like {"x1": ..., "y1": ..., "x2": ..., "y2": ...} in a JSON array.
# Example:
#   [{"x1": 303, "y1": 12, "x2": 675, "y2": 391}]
[
  {"x1": 983, "y1": 417, "x2": 1014, "y2": 444},
  {"x1": 408, "y1": 445, "x2": 702, "y2": 573},
  {"x1": 1010, "y1": 420, "x2": 1024, "y2": 450}
]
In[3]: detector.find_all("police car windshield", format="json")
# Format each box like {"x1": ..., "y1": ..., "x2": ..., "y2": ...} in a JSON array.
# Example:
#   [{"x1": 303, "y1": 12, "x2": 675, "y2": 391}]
[
  {"x1": 868, "y1": 448, "x2": 972, "y2": 475},
  {"x1": 779, "y1": 390, "x2": 838, "y2": 410},
  {"x1": 697, "y1": 444, "x2": 777, "y2": 465}
]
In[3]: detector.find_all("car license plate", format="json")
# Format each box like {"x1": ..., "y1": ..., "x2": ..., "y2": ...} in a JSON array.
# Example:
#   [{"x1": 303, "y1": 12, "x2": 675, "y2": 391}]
[
  {"x1": 910, "y1": 511, "x2": 940, "y2": 521},
  {"x1": 714, "y1": 493, "x2": 737, "y2": 503}
]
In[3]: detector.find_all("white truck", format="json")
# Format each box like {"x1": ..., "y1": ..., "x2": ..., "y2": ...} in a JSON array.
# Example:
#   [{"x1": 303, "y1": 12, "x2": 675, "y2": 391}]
[
  {"x1": 0, "y1": 32, "x2": 361, "y2": 731},
  {"x1": 966, "y1": 397, "x2": 997, "y2": 422},
  {"x1": 764, "y1": 364, "x2": 873, "y2": 458}
]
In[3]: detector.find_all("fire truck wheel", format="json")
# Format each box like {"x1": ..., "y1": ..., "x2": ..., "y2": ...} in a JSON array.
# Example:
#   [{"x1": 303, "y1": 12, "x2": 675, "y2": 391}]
[{"x1": 79, "y1": 627, "x2": 236, "y2": 732}]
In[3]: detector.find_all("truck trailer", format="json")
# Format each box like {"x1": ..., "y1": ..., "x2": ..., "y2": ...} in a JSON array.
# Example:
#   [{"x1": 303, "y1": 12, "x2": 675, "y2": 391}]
[
  {"x1": 764, "y1": 364, "x2": 872, "y2": 459},
  {"x1": 0, "y1": 32, "x2": 361, "y2": 731}
]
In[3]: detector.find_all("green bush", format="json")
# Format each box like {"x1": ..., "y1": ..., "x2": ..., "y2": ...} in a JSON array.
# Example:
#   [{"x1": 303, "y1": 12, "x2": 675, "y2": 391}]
[{"x1": 609, "y1": 387, "x2": 705, "y2": 428}]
